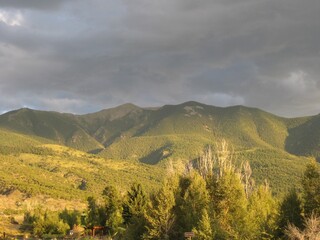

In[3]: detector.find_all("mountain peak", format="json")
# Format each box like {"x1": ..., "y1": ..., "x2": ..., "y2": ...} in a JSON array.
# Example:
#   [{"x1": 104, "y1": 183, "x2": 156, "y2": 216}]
[
  {"x1": 115, "y1": 103, "x2": 141, "y2": 110},
  {"x1": 83, "y1": 103, "x2": 142, "y2": 121}
]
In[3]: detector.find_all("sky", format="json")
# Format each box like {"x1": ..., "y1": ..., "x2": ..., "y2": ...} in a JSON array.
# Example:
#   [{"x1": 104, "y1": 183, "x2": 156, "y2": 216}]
[{"x1": 0, "y1": 0, "x2": 320, "y2": 117}]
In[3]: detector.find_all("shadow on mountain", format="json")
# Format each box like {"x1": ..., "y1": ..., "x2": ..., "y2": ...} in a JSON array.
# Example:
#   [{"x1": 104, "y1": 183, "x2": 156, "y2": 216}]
[
  {"x1": 285, "y1": 115, "x2": 320, "y2": 160},
  {"x1": 139, "y1": 145, "x2": 172, "y2": 165},
  {"x1": 88, "y1": 148, "x2": 104, "y2": 154}
]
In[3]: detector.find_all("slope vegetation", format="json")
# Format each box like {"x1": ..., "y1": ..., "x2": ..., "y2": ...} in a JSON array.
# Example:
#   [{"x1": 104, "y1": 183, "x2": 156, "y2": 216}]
[{"x1": 0, "y1": 101, "x2": 319, "y2": 195}]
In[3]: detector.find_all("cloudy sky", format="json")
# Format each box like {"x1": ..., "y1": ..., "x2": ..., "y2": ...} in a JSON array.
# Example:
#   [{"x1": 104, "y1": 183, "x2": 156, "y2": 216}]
[{"x1": 0, "y1": 0, "x2": 319, "y2": 117}]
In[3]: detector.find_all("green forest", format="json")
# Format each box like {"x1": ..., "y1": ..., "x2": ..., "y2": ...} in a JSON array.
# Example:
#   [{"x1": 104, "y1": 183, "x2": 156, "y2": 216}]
[
  {"x1": 14, "y1": 141, "x2": 320, "y2": 239},
  {"x1": 0, "y1": 103, "x2": 320, "y2": 239}
]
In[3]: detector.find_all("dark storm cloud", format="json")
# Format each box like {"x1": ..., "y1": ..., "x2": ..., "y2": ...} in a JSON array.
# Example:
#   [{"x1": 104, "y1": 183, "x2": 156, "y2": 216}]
[{"x1": 0, "y1": 0, "x2": 320, "y2": 116}]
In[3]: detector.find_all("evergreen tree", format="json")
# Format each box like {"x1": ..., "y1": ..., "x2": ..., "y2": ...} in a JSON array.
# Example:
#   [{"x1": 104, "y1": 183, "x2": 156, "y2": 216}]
[
  {"x1": 22, "y1": 208, "x2": 69, "y2": 237},
  {"x1": 302, "y1": 161, "x2": 320, "y2": 216},
  {"x1": 86, "y1": 196, "x2": 104, "y2": 227},
  {"x1": 174, "y1": 172, "x2": 210, "y2": 238},
  {"x1": 197, "y1": 140, "x2": 250, "y2": 239},
  {"x1": 247, "y1": 184, "x2": 278, "y2": 239},
  {"x1": 86, "y1": 197, "x2": 100, "y2": 227},
  {"x1": 102, "y1": 185, "x2": 123, "y2": 236},
  {"x1": 59, "y1": 208, "x2": 81, "y2": 229},
  {"x1": 123, "y1": 183, "x2": 148, "y2": 239},
  {"x1": 123, "y1": 183, "x2": 147, "y2": 223},
  {"x1": 143, "y1": 179, "x2": 176, "y2": 240},
  {"x1": 208, "y1": 170, "x2": 248, "y2": 239},
  {"x1": 192, "y1": 209, "x2": 213, "y2": 240},
  {"x1": 278, "y1": 189, "x2": 303, "y2": 236}
]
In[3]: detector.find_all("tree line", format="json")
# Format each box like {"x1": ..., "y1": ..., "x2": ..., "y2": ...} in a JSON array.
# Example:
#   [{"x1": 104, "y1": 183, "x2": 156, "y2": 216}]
[{"x1": 21, "y1": 140, "x2": 320, "y2": 239}]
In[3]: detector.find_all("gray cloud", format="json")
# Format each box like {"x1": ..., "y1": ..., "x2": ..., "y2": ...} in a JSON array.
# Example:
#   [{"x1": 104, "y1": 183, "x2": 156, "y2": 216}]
[
  {"x1": 0, "y1": 0, "x2": 68, "y2": 11},
  {"x1": 0, "y1": 0, "x2": 320, "y2": 116}
]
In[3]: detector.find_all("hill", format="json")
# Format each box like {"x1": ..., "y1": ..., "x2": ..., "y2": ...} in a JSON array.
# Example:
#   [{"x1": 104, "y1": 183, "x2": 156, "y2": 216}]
[
  {"x1": 0, "y1": 108, "x2": 103, "y2": 152},
  {"x1": 1, "y1": 102, "x2": 318, "y2": 158},
  {"x1": 1, "y1": 101, "x2": 319, "y2": 233},
  {"x1": 0, "y1": 101, "x2": 319, "y2": 195},
  {"x1": 0, "y1": 135, "x2": 164, "y2": 234}
]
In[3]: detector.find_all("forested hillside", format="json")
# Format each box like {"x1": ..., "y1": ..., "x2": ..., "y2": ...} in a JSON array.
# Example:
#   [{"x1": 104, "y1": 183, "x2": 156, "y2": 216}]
[
  {"x1": 0, "y1": 102, "x2": 319, "y2": 237},
  {"x1": 0, "y1": 102, "x2": 317, "y2": 192},
  {"x1": 1, "y1": 102, "x2": 318, "y2": 160}
]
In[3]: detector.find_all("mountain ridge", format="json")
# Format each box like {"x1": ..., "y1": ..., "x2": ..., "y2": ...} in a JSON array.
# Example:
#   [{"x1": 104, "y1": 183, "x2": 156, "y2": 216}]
[
  {"x1": 0, "y1": 101, "x2": 319, "y2": 198},
  {"x1": 0, "y1": 101, "x2": 319, "y2": 162},
  {"x1": 0, "y1": 101, "x2": 320, "y2": 157}
]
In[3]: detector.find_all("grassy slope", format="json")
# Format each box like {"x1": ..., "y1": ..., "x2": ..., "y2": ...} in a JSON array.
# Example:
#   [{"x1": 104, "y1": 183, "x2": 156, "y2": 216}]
[
  {"x1": 0, "y1": 102, "x2": 319, "y2": 196},
  {"x1": 2, "y1": 102, "x2": 319, "y2": 160},
  {"x1": 0, "y1": 109, "x2": 103, "y2": 152},
  {"x1": 97, "y1": 102, "x2": 315, "y2": 195},
  {"x1": 0, "y1": 129, "x2": 164, "y2": 233},
  {"x1": 0, "y1": 102, "x2": 319, "y2": 233},
  {"x1": 97, "y1": 102, "x2": 300, "y2": 160},
  {"x1": 0, "y1": 127, "x2": 163, "y2": 197},
  {"x1": 285, "y1": 114, "x2": 320, "y2": 160}
]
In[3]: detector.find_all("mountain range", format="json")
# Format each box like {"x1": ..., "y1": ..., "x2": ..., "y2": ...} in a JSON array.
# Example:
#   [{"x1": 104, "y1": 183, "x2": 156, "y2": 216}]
[
  {"x1": 1, "y1": 101, "x2": 319, "y2": 160},
  {"x1": 0, "y1": 101, "x2": 319, "y2": 199}
]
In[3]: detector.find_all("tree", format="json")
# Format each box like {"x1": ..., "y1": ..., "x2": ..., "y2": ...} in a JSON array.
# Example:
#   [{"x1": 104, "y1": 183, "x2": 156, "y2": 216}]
[
  {"x1": 123, "y1": 183, "x2": 148, "y2": 239},
  {"x1": 192, "y1": 209, "x2": 213, "y2": 240},
  {"x1": 285, "y1": 213, "x2": 320, "y2": 240},
  {"x1": 174, "y1": 172, "x2": 210, "y2": 238},
  {"x1": 247, "y1": 183, "x2": 278, "y2": 239},
  {"x1": 123, "y1": 183, "x2": 147, "y2": 223},
  {"x1": 302, "y1": 161, "x2": 320, "y2": 216},
  {"x1": 278, "y1": 189, "x2": 303, "y2": 236},
  {"x1": 86, "y1": 196, "x2": 104, "y2": 228},
  {"x1": 22, "y1": 208, "x2": 69, "y2": 237},
  {"x1": 198, "y1": 140, "x2": 248, "y2": 239},
  {"x1": 102, "y1": 185, "x2": 123, "y2": 236},
  {"x1": 59, "y1": 208, "x2": 81, "y2": 229},
  {"x1": 241, "y1": 160, "x2": 255, "y2": 198},
  {"x1": 143, "y1": 179, "x2": 176, "y2": 240},
  {"x1": 209, "y1": 170, "x2": 249, "y2": 239}
]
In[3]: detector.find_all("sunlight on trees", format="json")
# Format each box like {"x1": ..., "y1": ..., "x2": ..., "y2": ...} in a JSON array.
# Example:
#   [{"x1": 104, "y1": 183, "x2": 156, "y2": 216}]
[{"x1": 18, "y1": 139, "x2": 320, "y2": 240}]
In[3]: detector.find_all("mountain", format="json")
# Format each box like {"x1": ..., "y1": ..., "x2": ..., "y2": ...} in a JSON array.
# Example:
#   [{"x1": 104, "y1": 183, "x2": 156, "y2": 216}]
[
  {"x1": 1, "y1": 102, "x2": 318, "y2": 161},
  {"x1": 0, "y1": 108, "x2": 103, "y2": 152},
  {"x1": 1, "y1": 102, "x2": 319, "y2": 234},
  {"x1": 285, "y1": 114, "x2": 320, "y2": 159},
  {"x1": 0, "y1": 101, "x2": 319, "y2": 196}
]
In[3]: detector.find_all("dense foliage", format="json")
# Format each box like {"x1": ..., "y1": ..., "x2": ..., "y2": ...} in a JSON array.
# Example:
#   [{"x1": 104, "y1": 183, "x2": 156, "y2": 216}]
[{"x1": 16, "y1": 141, "x2": 320, "y2": 239}]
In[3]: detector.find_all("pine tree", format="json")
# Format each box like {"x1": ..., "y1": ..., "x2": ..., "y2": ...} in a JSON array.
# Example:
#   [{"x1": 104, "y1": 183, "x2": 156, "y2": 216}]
[
  {"x1": 123, "y1": 183, "x2": 148, "y2": 239},
  {"x1": 143, "y1": 179, "x2": 176, "y2": 240},
  {"x1": 59, "y1": 209, "x2": 81, "y2": 229},
  {"x1": 197, "y1": 140, "x2": 249, "y2": 239},
  {"x1": 123, "y1": 183, "x2": 147, "y2": 223},
  {"x1": 193, "y1": 209, "x2": 213, "y2": 240},
  {"x1": 278, "y1": 189, "x2": 303, "y2": 236},
  {"x1": 247, "y1": 184, "x2": 278, "y2": 239},
  {"x1": 174, "y1": 171, "x2": 210, "y2": 238},
  {"x1": 209, "y1": 170, "x2": 248, "y2": 239},
  {"x1": 87, "y1": 196, "x2": 103, "y2": 227},
  {"x1": 102, "y1": 185, "x2": 123, "y2": 236},
  {"x1": 302, "y1": 161, "x2": 320, "y2": 216}
]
